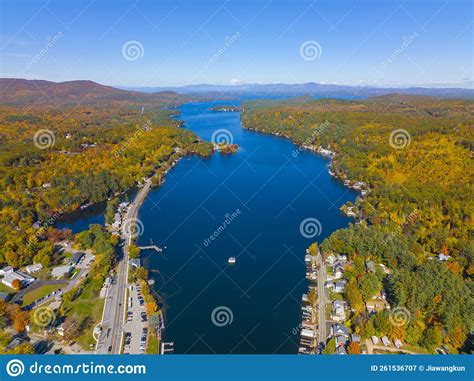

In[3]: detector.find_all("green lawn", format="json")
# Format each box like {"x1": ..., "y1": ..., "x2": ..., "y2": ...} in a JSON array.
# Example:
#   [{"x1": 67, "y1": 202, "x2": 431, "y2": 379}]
[
  {"x1": 0, "y1": 282, "x2": 15, "y2": 295},
  {"x1": 22, "y1": 283, "x2": 67, "y2": 306},
  {"x1": 146, "y1": 329, "x2": 160, "y2": 354},
  {"x1": 62, "y1": 280, "x2": 104, "y2": 350}
]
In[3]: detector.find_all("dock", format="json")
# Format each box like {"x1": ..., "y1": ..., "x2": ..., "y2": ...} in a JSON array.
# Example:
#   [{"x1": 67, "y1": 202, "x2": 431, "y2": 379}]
[
  {"x1": 139, "y1": 245, "x2": 162, "y2": 253},
  {"x1": 161, "y1": 342, "x2": 174, "y2": 354}
]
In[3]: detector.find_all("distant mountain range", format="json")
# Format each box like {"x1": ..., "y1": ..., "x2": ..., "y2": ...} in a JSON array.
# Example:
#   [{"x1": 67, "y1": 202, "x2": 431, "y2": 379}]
[
  {"x1": 1, "y1": 79, "x2": 472, "y2": 107},
  {"x1": 0, "y1": 78, "x2": 191, "y2": 106},
  {"x1": 121, "y1": 82, "x2": 474, "y2": 99}
]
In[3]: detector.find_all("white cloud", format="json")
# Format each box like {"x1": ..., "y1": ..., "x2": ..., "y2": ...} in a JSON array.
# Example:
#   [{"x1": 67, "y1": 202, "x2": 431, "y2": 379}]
[{"x1": 229, "y1": 78, "x2": 242, "y2": 85}]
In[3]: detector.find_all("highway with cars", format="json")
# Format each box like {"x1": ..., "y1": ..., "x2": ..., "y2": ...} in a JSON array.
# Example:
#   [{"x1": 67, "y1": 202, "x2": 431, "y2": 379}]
[{"x1": 95, "y1": 179, "x2": 152, "y2": 354}]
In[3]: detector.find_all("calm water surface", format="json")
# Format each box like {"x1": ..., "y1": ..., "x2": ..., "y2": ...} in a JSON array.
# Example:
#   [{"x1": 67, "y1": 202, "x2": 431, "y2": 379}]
[{"x1": 135, "y1": 100, "x2": 356, "y2": 353}]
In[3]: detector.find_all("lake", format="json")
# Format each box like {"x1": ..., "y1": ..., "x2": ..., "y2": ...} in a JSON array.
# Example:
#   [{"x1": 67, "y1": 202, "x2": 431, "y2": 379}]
[
  {"x1": 58, "y1": 99, "x2": 356, "y2": 353},
  {"x1": 136, "y1": 100, "x2": 356, "y2": 353}
]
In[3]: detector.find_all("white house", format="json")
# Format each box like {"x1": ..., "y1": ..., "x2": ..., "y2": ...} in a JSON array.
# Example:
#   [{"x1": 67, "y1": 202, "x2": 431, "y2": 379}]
[
  {"x1": 25, "y1": 263, "x2": 43, "y2": 274},
  {"x1": 300, "y1": 329, "x2": 317, "y2": 339},
  {"x1": 51, "y1": 265, "x2": 73, "y2": 279},
  {"x1": 381, "y1": 336, "x2": 391, "y2": 346},
  {"x1": 371, "y1": 336, "x2": 379, "y2": 345},
  {"x1": 331, "y1": 300, "x2": 346, "y2": 322},
  {"x1": 333, "y1": 280, "x2": 347, "y2": 293},
  {"x1": 0, "y1": 266, "x2": 14, "y2": 276},
  {"x1": 438, "y1": 253, "x2": 451, "y2": 261},
  {"x1": 2, "y1": 271, "x2": 35, "y2": 289}
]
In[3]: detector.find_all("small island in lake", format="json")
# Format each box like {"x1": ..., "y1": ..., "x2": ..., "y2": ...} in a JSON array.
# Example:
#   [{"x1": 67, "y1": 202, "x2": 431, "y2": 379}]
[
  {"x1": 214, "y1": 142, "x2": 239, "y2": 154},
  {"x1": 211, "y1": 105, "x2": 241, "y2": 112}
]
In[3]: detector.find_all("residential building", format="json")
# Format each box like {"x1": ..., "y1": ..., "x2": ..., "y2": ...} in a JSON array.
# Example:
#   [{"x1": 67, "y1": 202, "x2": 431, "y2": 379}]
[
  {"x1": 2, "y1": 271, "x2": 35, "y2": 288},
  {"x1": 51, "y1": 265, "x2": 73, "y2": 279},
  {"x1": 331, "y1": 300, "x2": 346, "y2": 322},
  {"x1": 300, "y1": 329, "x2": 317, "y2": 339},
  {"x1": 333, "y1": 280, "x2": 347, "y2": 293},
  {"x1": 331, "y1": 323, "x2": 349, "y2": 338},
  {"x1": 381, "y1": 336, "x2": 391, "y2": 346},
  {"x1": 25, "y1": 263, "x2": 43, "y2": 274},
  {"x1": 366, "y1": 299, "x2": 389, "y2": 313},
  {"x1": 0, "y1": 266, "x2": 14, "y2": 276},
  {"x1": 70, "y1": 252, "x2": 84, "y2": 266}
]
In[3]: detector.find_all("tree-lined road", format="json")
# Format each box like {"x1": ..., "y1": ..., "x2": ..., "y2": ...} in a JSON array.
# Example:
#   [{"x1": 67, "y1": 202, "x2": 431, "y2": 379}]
[{"x1": 96, "y1": 179, "x2": 152, "y2": 354}]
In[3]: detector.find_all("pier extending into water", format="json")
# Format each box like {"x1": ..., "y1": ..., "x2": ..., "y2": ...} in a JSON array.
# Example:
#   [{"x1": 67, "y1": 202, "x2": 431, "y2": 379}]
[{"x1": 139, "y1": 245, "x2": 162, "y2": 253}]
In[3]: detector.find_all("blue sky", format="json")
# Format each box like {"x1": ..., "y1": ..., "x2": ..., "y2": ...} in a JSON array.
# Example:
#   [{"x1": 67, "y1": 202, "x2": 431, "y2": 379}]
[{"x1": 1, "y1": 0, "x2": 472, "y2": 87}]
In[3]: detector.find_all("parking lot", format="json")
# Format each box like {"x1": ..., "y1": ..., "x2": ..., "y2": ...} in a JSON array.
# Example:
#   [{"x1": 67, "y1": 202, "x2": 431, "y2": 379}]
[{"x1": 122, "y1": 283, "x2": 148, "y2": 354}]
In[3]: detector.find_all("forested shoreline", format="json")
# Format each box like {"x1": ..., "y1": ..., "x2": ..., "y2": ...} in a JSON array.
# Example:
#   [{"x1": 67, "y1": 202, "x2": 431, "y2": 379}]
[{"x1": 241, "y1": 95, "x2": 473, "y2": 353}]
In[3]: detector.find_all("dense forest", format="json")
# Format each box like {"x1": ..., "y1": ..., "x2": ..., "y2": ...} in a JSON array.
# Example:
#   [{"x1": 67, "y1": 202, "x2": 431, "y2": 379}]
[
  {"x1": 0, "y1": 81, "x2": 212, "y2": 267},
  {"x1": 242, "y1": 95, "x2": 473, "y2": 353}
]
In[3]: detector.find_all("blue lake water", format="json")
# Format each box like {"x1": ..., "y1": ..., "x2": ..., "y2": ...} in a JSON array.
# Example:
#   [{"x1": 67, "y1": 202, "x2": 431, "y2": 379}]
[
  {"x1": 57, "y1": 99, "x2": 356, "y2": 353},
  {"x1": 136, "y1": 101, "x2": 356, "y2": 354}
]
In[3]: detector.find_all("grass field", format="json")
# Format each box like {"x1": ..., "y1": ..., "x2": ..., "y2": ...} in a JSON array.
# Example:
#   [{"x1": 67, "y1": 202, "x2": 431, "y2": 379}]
[
  {"x1": 0, "y1": 282, "x2": 15, "y2": 295},
  {"x1": 62, "y1": 280, "x2": 104, "y2": 350},
  {"x1": 22, "y1": 283, "x2": 67, "y2": 306},
  {"x1": 146, "y1": 329, "x2": 160, "y2": 354}
]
